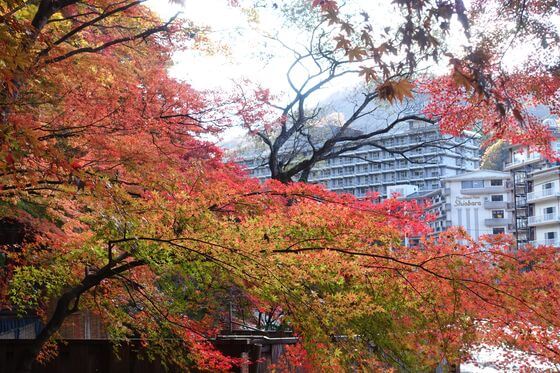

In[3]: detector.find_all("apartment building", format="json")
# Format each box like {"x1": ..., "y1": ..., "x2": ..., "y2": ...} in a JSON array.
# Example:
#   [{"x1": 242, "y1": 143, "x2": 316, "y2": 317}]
[
  {"x1": 505, "y1": 119, "x2": 560, "y2": 247},
  {"x1": 241, "y1": 120, "x2": 480, "y2": 197},
  {"x1": 400, "y1": 170, "x2": 513, "y2": 244},
  {"x1": 400, "y1": 188, "x2": 447, "y2": 246},
  {"x1": 442, "y1": 170, "x2": 513, "y2": 240}
]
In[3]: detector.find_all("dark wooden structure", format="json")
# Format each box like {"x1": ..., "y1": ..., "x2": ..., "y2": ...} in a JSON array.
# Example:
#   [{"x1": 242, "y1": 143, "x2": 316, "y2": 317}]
[
  {"x1": 214, "y1": 330, "x2": 298, "y2": 373},
  {"x1": 0, "y1": 339, "x2": 171, "y2": 373},
  {"x1": 0, "y1": 331, "x2": 297, "y2": 373}
]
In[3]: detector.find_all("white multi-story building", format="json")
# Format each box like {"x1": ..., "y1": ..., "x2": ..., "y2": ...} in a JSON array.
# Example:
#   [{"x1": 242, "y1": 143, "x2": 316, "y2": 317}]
[
  {"x1": 240, "y1": 121, "x2": 480, "y2": 198},
  {"x1": 400, "y1": 170, "x2": 513, "y2": 244},
  {"x1": 526, "y1": 165, "x2": 560, "y2": 246},
  {"x1": 442, "y1": 170, "x2": 513, "y2": 240},
  {"x1": 505, "y1": 118, "x2": 560, "y2": 247}
]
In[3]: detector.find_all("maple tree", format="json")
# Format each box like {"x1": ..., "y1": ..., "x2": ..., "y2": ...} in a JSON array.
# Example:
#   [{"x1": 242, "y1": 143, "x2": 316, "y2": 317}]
[
  {"x1": 304, "y1": 0, "x2": 559, "y2": 156},
  {"x1": 235, "y1": 29, "x2": 470, "y2": 183},
  {"x1": 2, "y1": 1, "x2": 560, "y2": 373}
]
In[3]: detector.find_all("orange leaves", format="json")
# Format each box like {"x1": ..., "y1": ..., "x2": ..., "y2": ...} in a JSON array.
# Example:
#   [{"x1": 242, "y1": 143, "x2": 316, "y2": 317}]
[
  {"x1": 422, "y1": 71, "x2": 560, "y2": 159},
  {"x1": 4, "y1": 1, "x2": 560, "y2": 370},
  {"x1": 332, "y1": 36, "x2": 368, "y2": 62},
  {"x1": 339, "y1": 21, "x2": 353, "y2": 36},
  {"x1": 358, "y1": 66, "x2": 377, "y2": 83},
  {"x1": 311, "y1": 0, "x2": 338, "y2": 11},
  {"x1": 4, "y1": 152, "x2": 15, "y2": 167},
  {"x1": 376, "y1": 79, "x2": 414, "y2": 103},
  {"x1": 333, "y1": 34, "x2": 350, "y2": 50},
  {"x1": 451, "y1": 65, "x2": 475, "y2": 93},
  {"x1": 346, "y1": 46, "x2": 367, "y2": 62}
]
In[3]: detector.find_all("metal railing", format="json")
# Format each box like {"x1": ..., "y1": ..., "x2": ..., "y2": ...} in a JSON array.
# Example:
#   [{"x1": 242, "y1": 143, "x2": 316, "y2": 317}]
[
  {"x1": 505, "y1": 153, "x2": 542, "y2": 169},
  {"x1": 529, "y1": 239, "x2": 559, "y2": 247},
  {"x1": 528, "y1": 213, "x2": 559, "y2": 225},
  {"x1": 527, "y1": 187, "x2": 559, "y2": 201}
]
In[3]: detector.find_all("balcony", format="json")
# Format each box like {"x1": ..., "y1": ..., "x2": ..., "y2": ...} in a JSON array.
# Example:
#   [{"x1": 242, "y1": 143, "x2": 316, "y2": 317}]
[
  {"x1": 527, "y1": 188, "x2": 560, "y2": 202},
  {"x1": 484, "y1": 218, "x2": 512, "y2": 227},
  {"x1": 504, "y1": 153, "x2": 542, "y2": 170},
  {"x1": 483, "y1": 201, "x2": 509, "y2": 209},
  {"x1": 528, "y1": 213, "x2": 560, "y2": 226},
  {"x1": 460, "y1": 186, "x2": 507, "y2": 195},
  {"x1": 529, "y1": 239, "x2": 559, "y2": 247},
  {"x1": 516, "y1": 219, "x2": 529, "y2": 229}
]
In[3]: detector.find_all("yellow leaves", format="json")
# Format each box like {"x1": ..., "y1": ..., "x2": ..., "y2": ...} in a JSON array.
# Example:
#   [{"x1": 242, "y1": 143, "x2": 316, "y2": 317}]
[
  {"x1": 377, "y1": 79, "x2": 414, "y2": 103},
  {"x1": 241, "y1": 7, "x2": 260, "y2": 24}
]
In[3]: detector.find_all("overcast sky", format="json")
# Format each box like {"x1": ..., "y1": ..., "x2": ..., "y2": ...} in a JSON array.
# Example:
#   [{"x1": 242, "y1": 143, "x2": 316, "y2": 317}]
[
  {"x1": 147, "y1": 0, "x2": 311, "y2": 92},
  {"x1": 145, "y1": 1, "x2": 556, "y2": 147},
  {"x1": 146, "y1": 0, "x2": 369, "y2": 146}
]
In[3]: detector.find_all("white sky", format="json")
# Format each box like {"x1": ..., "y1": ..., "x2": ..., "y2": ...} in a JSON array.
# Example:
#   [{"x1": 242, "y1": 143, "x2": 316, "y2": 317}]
[
  {"x1": 147, "y1": 0, "x2": 308, "y2": 92},
  {"x1": 147, "y1": 0, "x2": 558, "y2": 89},
  {"x1": 146, "y1": 1, "x2": 558, "y2": 147},
  {"x1": 147, "y1": 0, "x2": 369, "y2": 145}
]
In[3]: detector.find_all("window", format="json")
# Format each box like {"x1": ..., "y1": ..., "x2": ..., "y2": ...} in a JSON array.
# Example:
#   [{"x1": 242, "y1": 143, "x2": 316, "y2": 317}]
[
  {"x1": 546, "y1": 232, "x2": 556, "y2": 240},
  {"x1": 492, "y1": 210, "x2": 505, "y2": 219},
  {"x1": 492, "y1": 227, "x2": 505, "y2": 235},
  {"x1": 543, "y1": 182, "x2": 553, "y2": 190},
  {"x1": 491, "y1": 195, "x2": 504, "y2": 202},
  {"x1": 490, "y1": 179, "x2": 503, "y2": 186},
  {"x1": 544, "y1": 206, "x2": 555, "y2": 215},
  {"x1": 461, "y1": 180, "x2": 484, "y2": 189}
]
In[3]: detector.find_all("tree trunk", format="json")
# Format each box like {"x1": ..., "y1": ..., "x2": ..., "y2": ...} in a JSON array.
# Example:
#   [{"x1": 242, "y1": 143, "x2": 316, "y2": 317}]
[
  {"x1": 17, "y1": 292, "x2": 78, "y2": 373},
  {"x1": 16, "y1": 259, "x2": 144, "y2": 372}
]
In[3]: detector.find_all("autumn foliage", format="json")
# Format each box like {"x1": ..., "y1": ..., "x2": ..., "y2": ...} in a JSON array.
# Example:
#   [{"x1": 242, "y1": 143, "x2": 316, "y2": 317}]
[
  {"x1": 310, "y1": 0, "x2": 560, "y2": 159},
  {"x1": 1, "y1": 0, "x2": 560, "y2": 372}
]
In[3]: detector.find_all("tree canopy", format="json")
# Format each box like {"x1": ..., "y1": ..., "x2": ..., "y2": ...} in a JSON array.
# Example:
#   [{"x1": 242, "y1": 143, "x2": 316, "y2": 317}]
[{"x1": 1, "y1": 1, "x2": 560, "y2": 372}]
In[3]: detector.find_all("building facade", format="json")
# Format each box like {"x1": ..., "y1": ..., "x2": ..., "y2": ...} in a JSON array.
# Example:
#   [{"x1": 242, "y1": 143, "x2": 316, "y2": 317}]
[
  {"x1": 401, "y1": 170, "x2": 513, "y2": 244},
  {"x1": 505, "y1": 119, "x2": 560, "y2": 247},
  {"x1": 241, "y1": 121, "x2": 480, "y2": 198},
  {"x1": 442, "y1": 170, "x2": 513, "y2": 240}
]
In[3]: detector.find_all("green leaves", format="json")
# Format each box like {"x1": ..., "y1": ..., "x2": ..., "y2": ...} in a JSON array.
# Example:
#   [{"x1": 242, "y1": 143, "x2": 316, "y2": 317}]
[{"x1": 9, "y1": 265, "x2": 70, "y2": 313}]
